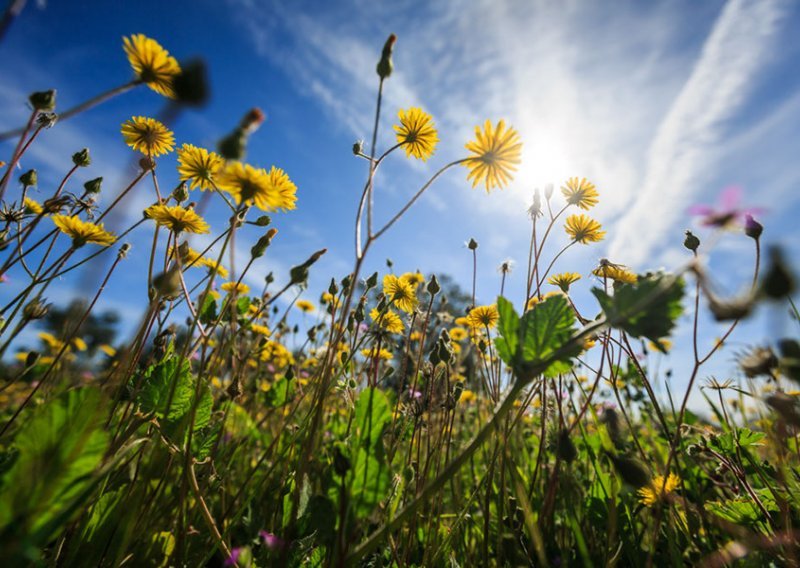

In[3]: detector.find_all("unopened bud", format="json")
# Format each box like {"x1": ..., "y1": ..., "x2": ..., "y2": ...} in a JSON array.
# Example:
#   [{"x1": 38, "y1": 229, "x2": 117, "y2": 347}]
[
  {"x1": 744, "y1": 214, "x2": 763, "y2": 240},
  {"x1": 36, "y1": 112, "x2": 58, "y2": 129},
  {"x1": 251, "y1": 228, "x2": 278, "y2": 259},
  {"x1": 607, "y1": 453, "x2": 650, "y2": 488},
  {"x1": 467, "y1": 238, "x2": 478, "y2": 250},
  {"x1": 254, "y1": 215, "x2": 271, "y2": 227},
  {"x1": 84, "y1": 177, "x2": 103, "y2": 194},
  {"x1": 72, "y1": 148, "x2": 91, "y2": 167},
  {"x1": 556, "y1": 429, "x2": 577, "y2": 463},
  {"x1": 29, "y1": 89, "x2": 56, "y2": 112},
  {"x1": 544, "y1": 183, "x2": 554, "y2": 200},
  {"x1": 19, "y1": 169, "x2": 37, "y2": 188},
  {"x1": 23, "y1": 298, "x2": 49, "y2": 320},
  {"x1": 171, "y1": 59, "x2": 210, "y2": 107},
  {"x1": 376, "y1": 34, "x2": 396, "y2": 79},
  {"x1": 427, "y1": 274, "x2": 440, "y2": 296},
  {"x1": 172, "y1": 182, "x2": 189, "y2": 203},
  {"x1": 684, "y1": 230, "x2": 700, "y2": 252},
  {"x1": 328, "y1": 278, "x2": 338, "y2": 296},
  {"x1": 760, "y1": 247, "x2": 795, "y2": 300},
  {"x1": 139, "y1": 156, "x2": 155, "y2": 171},
  {"x1": 352, "y1": 140, "x2": 364, "y2": 155},
  {"x1": 365, "y1": 271, "x2": 378, "y2": 290}
]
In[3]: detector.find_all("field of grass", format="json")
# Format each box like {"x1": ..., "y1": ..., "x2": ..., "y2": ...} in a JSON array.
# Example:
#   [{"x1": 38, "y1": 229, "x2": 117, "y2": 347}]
[{"x1": 0, "y1": 31, "x2": 799, "y2": 568}]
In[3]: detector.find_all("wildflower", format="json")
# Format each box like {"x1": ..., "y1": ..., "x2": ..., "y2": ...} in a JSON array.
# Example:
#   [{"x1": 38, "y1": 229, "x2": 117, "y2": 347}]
[
  {"x1": 259, "y1": 531, "x2": 286, "y2": 551},
  {"x1": 23, "y1": 197, "x2": 43, "y2": 215},
  {"x1": 361, "y1": 347, "x2": 393, "y2": 360},
  {"x1": 498, "y1": 259, "x2": 515, "y2": 274},
  {"x1": 466, "y1": 305, "x2": 499, "y2": 330},
  {"x1": 526, "y1": 296, "x2": 542, "y2": 310},
  {"x1": 449, "y1": 327, "x2": 468, "y2": 341},
  {"x1": 400, "y1": 271, "x2": 425, "y2": 287},
  {"x1": 52, "y1": 215, "x2": 116, "y2": 247},
  {"x1": 561, "y1": 177, "x2": 599, "y2": 210},
  {"x1": 221, "y1": 282, "x2": 250, "y2": 295},
  {"x1": 123, "y1": 34, "x2": 181, "y2": 98},
  {"x1": 121, "y1": 117, "x2": 175, "y2": 157},
  {"x1": 295, "y1": 299, "x2": 315, "y2": 313},
  {"x1": 565, "y1": 214, "x2": 605, "y2": 244},
  {"x1": 638, "y1": 473, "x2": 681, "y2": 506},
  {"x1": 648, "y1": 339, "x2": 673, "y2": 352},
  {"x1": 409, "y1": 331, "x2": 422, "y2": 342},
  {"x1": 459, "y1": 390, "x2": 477, "y2": 403},
  {"x1": 688, "y1": 186, "x2": 761, "y2": 229},
  {"x1": 199, "y1": 258, "x2": 229, "y2": 278},
  {"x1": 548, "y1": 272, "x2": 581, "y2": 292},
  {"x1": 99, "y1": 344, "x2": 116, "y2": 357},
  {"x1": 250, "y1": 323, "x2": 272, "y2": 337},
  {"x1": 321, "y1": 291, "x2": 340, "y2": 309},
  {"x1": 394, "y1": 107, "x2": 438, "y2": 161},
  {"x1": 370, "y1": 307, "x2": 404, "y2": 334},
  {"x1": 144, "y1": 204, "x2": 209, "y2": 234},
  {"x1": 177, "y1": 143, "x2": 223, "y2": 190},
  {"x1": 39, "y1": 332, "x2": 65, "y2": 351},
  {"x1": 72, "y1": 337, "x2": 88, "y2": 351},
  {"x1": 464, "y1": 119, "x2": 523, "y2": 192},
  {"x1": 454, "y1": 316, "x2": 470, "y2": 327},
  {"x1": 592, "y1": 264, "x2": 637, "y2": 284},
  {"x1": 744, "y1": 214, "x2": 763, "y2": 240},
  {"x1": 217, "y1": 162, "x2": 297, "y2": 212},
  {"x1": 169, "y1": 244, "x2": 202, "y2": 266},
  {"x1": 383, "y1": 274, "x2": 417, "y2": 313}
]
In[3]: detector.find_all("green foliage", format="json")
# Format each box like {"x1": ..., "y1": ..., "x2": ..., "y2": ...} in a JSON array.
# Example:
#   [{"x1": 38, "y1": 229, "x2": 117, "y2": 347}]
[
  {"x1": 592, "y1": 272, "x2": 684, "y2": 351},
  {"x1": 0, "y1": 388, "x2": 109, "y2": 557},
  {"x1": 495, "y1": 294, "x2": 581, "y2": 380}
]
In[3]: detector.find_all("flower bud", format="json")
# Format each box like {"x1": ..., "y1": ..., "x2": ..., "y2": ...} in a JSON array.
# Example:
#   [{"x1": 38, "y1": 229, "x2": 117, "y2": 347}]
[
  {"x1": 171, "y1": 59, "x2": 210, "y2": 107},
  {"x1": 365, "y1": 271, "x2": 379, "y2": 290},
  {"x1": 36, "y1": 112, "x2": 58, "y2": 129},
  {"x1": 254, "y1": 215, "x2": 271, "y2": 227},
  {"x1": 683, "y1": 230, "x2": 700, "y2": 252},
  {"x1": 29, "y1": 89, "x2": 56, "y2": 112},
  {"x1": 607, "y1": 453, "x2": 650, "y2": 488},
  {"x1": 72, "y1": 148, "x2": 91, "y2": 167},
  {"x1": 328, "y1": 277, "x2": 339, "y2": 296},
  {"x1": 172, "y1": 182, "x2": 189, "y2": 203},
  {"x1": 556, "y1": 428, "x2": 577, "y2": 463},
  {"x1": 544, "y1": 183, "x2": 554, "y2": 200},
  {"x1": 427, "y1": 274, "x2": 440, "y2": 296},
  {"x1": 119, "y1": 243, "x2": 131, "y2": 258},
  {"x1": 355, "y1": 297, "x2": 366, "y2": 323},
  {"x1": 467, "y1": 238, "x2": 478, "y2": 250},
  {"x1": 23, "y1": 298, "x2": 49, "y2": 320},
  {"x1": 376, "y1": 34, "x2": 396, "y2": 79},
  {"x1": 352, "y1": 140, "x2": 364, "y2": 155},
  {"x1": 19, "y1": 169, "x2": 37, "y2": 188},
  {"x1": 83, "y1": 177, "x2": 103, "y2": 194},
  {"x1": 25, "y1": 351, "x2": 40, "y2": 368},
  {"x1": 760, "y1": 246, "x2": 795, "y2": 300},
  {"x1": 744, "y1": 214, "x2": 763, "y2": 240},
  {"x1": 251, "y1": 228, "x2": 278, "y2": 259}
]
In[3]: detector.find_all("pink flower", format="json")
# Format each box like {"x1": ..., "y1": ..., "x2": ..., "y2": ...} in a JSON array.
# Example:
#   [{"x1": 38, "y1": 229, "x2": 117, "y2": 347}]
[
  {"x1": 688, "y1": 186, "x2": 763, "y2": 229},
  {"x1": 259, "y1": 530, "x2": 285, "y2": 550},
  {"x1": 224, "y1": 547, "x2": 242, "y2": 566}
]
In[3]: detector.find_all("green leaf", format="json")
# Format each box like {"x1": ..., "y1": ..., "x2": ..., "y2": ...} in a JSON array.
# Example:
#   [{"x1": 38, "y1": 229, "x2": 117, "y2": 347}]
[
  {"x1": 236, "y1": 295, "x2": 251, "y2": 316},
  {"x1": 518, "y1": 295, "x2": 581, "y2": 378},
  {"x1": 350, "y1": 447, "x2": 391, "y2": 518},
  {"x1": 198, "y1": 294, "x2": 218, "y2": 325},
  {"x1": 495, "y1": 296, "x2": 519, "y2": 365},
  {"x1": 297, "y1": 495, "x2": 336, "y2": 545},
  {"x1": 353, "y1": 388, "x2": 391, "y2": 450},
  {"x1": 592, "y1": 272, "x2": 684, "y2": 349},
  {"x1": 0, "y1": 388, "x2": 109, "y2": 545},
  {"x1": 265, "y1": 376, "x2": 294, "y2": 407},
  {"x1": 136, "y1": 352, "x2": 194, "y2": 421}
]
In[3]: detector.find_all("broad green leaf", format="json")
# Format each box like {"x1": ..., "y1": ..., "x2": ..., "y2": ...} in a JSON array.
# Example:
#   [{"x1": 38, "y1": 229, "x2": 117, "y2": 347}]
[
  {"x1": 350, "y1": 447, "x2": 391, "y2": 518},
  {"x1": 495, "y1": 296, "x2": 519, "y2": 365},
  {"x1": 297, "y1": 495, "x2": 336, "y2": 545},
  {"x1": 518, "y1": 295, "x2": 581, "y2": 377},
  {"x1": 592, "y1": 272, "x2": 684, "y2": 350},
  {"x1": 0, "y1": 388, "x2": 109, "y2": 543},
  {"x1": 265, "y1": 376, "x2": 294, "y2": 407},
  {"x1": 198, "y1": 294, "x2": 218, "y2": 325},
  {"x1": 136, "y1": 353, "x2": 194, "y2": 421},
  {"x1": 353, "y1": 388, "x2": 391, "y2": 450}
]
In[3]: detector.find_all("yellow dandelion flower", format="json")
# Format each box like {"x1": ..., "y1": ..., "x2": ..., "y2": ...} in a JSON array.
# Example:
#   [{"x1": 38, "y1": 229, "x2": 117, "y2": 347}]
[
  {"x1": 394, "y1": 107, "x2": 438, "y2": 161},
  {"x1": 459, "y1": 390, "x2": 477, "y2": 403},
  {"x1": 526, "y1": 296, "x2": 542, "y2": 311},
  {"x1": 72, "y1": 337, "x2": 88, "y2": 351},
  {"x1": 38, "y1": 332, "x2": 64, "y2": 351},
  {"x1": 123, "y1": 34, "x2": 181, "y2": 98},
  {"x1": 409, "y1": 331, "x2": 422, "y2": 342},
  {"x1": 198, "y1": 257, "x2": 228, "y2": 278},
  {"x1": 592, "y1": 265, "x2": 637, "y2": 284},
  {"x1": 145, "y1": 204, "x2": 209, "y2": 234},
  {"x1": 321, "y1": 291, "x2": 341, "y2": 309},
  {"x1": 565, "y1": 214, "x2": 605, "y2": 244},
  {"x1": 383, "y1": 274, "x2": 417, "y2": 313},
  {"x1": 548, "y1": 272, "x2": 582, "y2": 292},
  {"x1": 361, "y1": 347, "x2": 393, "y2": 360},
  {"x1": 251, "y1": 323, "x2": 272, "y2": 337},
  {"x1": 648, "y1": 339, "x2": 673, "y2": 352},
  {"x1": 295, "y1": 299, "x2": 315, "y2": 313},
  {"x1": 121, "y1": 117, "x2": 174, "y2": 157},
  {"x1": 449, "y1": 327, "x2": 469, "y2": 341},
  {"x1": 464, "y1": 119, "x2": 523, "y2": 192},
  {"x1": 169, "y1": 244, "x2": 202, "y2": 266},
  {"x1": 638, "y1": 473, "x2": 681, "y2": 506},
  {"x1": 177, "y1": 143, "x2": 223, "y2": 190},
  {"x1": 454, "y1": 316, "x2": 470, "y2": 327},
  {"x1": 561, "y1": 177, "x2": 599, "y2": 210},
  {"x1": 400, "y1": 271, "x2": 425, "y2": 287},
  {"x1": 23, "y1": 197, "x2": 43, "y2": 215},
  {"x1": 207, "y1": 290, "x2": 221, "y2": 301},
  {"x1": 370, "y1": 307, "x2": 404, "y2": 334},
  {"x1": 217, "y1": 162, "x2": 297, "y2": 212},
  {"x1": 221, "y1": 282, "x2": 250, "y2": 295},
  {"x1": 99, "y1": 344, "x2": 117, "y2": 357},
  {"x1": 52, "y1": 215, "x2": 116, "y2": 247},
  {"x1": 466, "y1": 305, "x2": 499, "y2": 330}
]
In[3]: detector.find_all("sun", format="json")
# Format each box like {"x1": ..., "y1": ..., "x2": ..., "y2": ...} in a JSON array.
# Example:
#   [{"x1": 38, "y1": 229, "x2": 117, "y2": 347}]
[{"x1": 513, "y1": 125, "x2": 573, "y2": 199}]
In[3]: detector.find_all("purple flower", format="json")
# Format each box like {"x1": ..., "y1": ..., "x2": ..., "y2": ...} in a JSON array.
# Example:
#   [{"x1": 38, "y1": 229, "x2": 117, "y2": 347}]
[
  {"x1": 259, "y1": 530, "x2": 285, "y2": 550},
  {"x1": 408, "y1": 388, "x2": 422, "y2": 399},
  {"x1": 224, "y1": 547, "x2": 242, "y2": 567},
  {"x1": 688, "y1": 186, "x2": 763, "y2": 229}
]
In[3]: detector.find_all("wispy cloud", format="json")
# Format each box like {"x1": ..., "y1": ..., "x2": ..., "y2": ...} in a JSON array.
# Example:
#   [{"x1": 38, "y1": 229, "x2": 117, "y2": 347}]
[{"x1": 608, "y1": 0, "x2": 787, "y2": 266}]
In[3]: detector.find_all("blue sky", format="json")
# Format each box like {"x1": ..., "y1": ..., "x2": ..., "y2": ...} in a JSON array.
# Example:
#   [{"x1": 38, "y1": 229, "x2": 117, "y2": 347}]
[{"x1": 1, "y1": 0, "x2": 798, "y2": 407}]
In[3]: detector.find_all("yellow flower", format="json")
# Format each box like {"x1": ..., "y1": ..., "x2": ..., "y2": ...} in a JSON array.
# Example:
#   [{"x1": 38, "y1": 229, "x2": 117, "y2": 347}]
[
  {"x1": 38, "y1": 332, "x2": 64, "y2": 351},
  {"x1": 449, "y1": 327, "x2": 469, "y2": 341},
  {"x1": 296, "y1": 299, "x2": 315, "y2": 313},
  {"x1": 123, "y1": 34, "x2": 181, "y2": 98},
  {"x1": 198, "y1": 258, "x2": 229, "y2": 278},
  {"x1": 649, "y1": 339, "x2": 673, "y2": 352},
  {"x1": 250, "y1": 323, "x2": 272, "y2": 337},
  {"x1": 394, "y1": 107, "x2": 438, "y2": 161},
  {"x1": 526, "y1": 296, "x2": 542, "y2": 311},
  {"x1": 565, "y1": 214, "x2": 605, "y2": 244},
  {"x1": 459, "y1": 390, "x2": 477, "y2": 403},
  {"x1": 169, "y1": 244, "x2": 202, "y2": 266},
  {"x1": 383, "y1": 274, "x2": 417, "y2": 313},
  {"x1": 409, "y1": 331, "x2": 423, "y2": 342},
  {"x1": 400, "y1": 271, "x2": 425, "y2": 287},
  {"x1": 221, "y1": 282, "x2": 250, "y2": 295},
  {"x1": 454, "y1": 316, "x2": 470, "y2": 327},
  {"x1": 72, "y1": 337, "x2": 88, "y2": 351},
  {"x1": 217, "y1": 162, "x2": 297, "y2": 212},
  {"x1": 548, "y1": 272, "x2": 582, "y2": 292},
  {"x1": 370, "y1": 307, "x2": 404, "y2": 334},
  {"x1": 638, "y1": 473, "x2": 681, "y2": 506},
  {"x1": 561, "y1": 177, "x2": 599, "y2": 210},
  {"x1": 177, "y1": 144, "x2": 223, "y2": 190},
  {"x1": 99, "y1": 344, "x2": 117, "y2": 357},
  {"x1": 144, "y1": 204, "x2": 209, "y2": 234},
  {"x1": 23, "y1": 197, "x2": 43, "y2": 215},
  {"x1": 464, "y1": 119, "x2": 522, "y2": 192},
  {"x1": 466, "y1": 305, "x2": 499, "y2": 330},
  {"x1": 361, "y1": 347, "x2": 393, "y2": 360},
  {"x1": 592, "y1": 265, "x2": 637, "y2": 284},
  {"x1": 52, "y1": 215, "x2": 116, "y2": 247},
  {"x1": 321, "y1": 292, "x2": 340, "y2": 309},
  {"x1": 121, "y1": 117, "x2": 175, "y2": 157}
]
